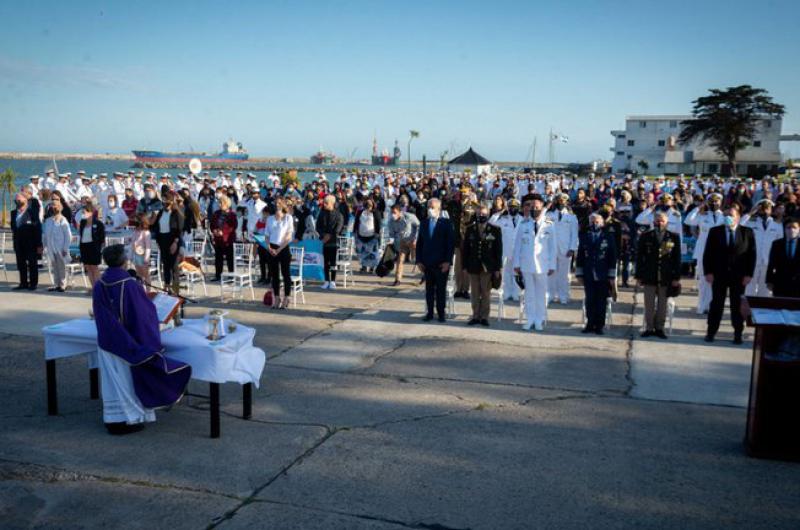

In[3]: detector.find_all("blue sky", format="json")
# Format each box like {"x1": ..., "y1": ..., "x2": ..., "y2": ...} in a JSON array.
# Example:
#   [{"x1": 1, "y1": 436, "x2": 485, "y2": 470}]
[{"x1": 1, "y1": 0, "x2": 799, "y2": 161}]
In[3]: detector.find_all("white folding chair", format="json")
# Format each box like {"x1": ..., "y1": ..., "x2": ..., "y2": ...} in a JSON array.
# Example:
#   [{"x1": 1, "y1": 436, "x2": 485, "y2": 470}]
[
  {"x1": 186, "y1": 240, "x2": 207, "y2": 273},
  {"x1": 221, "y1": 243, "x2": 255, "y2": 302},
  {"x1": 0, "y1": 232, "x2": 8, "y2": 281},
  {"x1": 582, "y1": 297, "x2": 614, "y2": 329},
  {"x1": 149, "y1": 247, "x2": 162, "y2": 287},
  {"x1": 335, "y1": 235, "x2": 354, "y2": 288},
  {"x1": 289, "y1": 246, "x2": 305, "y2": 307},
  {"x1": 179, "y1": 266, "x2": 207, "y2": 297},
  {"x1": 637, "y1": 292, "x2": 676, "y2": 334}
]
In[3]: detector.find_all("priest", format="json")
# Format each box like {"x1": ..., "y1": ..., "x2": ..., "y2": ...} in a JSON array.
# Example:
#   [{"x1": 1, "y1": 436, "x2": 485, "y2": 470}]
[{"x1": 92, "y1": 244, "x2": 192, "y2": 435}]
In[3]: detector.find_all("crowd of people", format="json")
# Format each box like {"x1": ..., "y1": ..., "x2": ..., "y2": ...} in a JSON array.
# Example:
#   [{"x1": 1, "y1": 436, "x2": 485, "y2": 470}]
[{"x1": 8, "y1": 167, "x2": 800, "y2": 342}]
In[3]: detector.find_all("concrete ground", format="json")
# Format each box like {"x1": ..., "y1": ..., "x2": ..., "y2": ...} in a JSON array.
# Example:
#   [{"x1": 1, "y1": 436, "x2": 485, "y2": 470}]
[{"x1": 0, "y1": 255, "x2": 798, "y2": 529}]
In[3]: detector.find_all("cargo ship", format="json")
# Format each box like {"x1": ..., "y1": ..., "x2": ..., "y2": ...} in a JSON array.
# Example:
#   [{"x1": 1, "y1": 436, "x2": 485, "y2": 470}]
[
  {"x1": 132, "y1": 139, "x2": 249, "y2": 165},
  {"x1": 310, "y1": 147, "x2": 336, "y2": 165},
  {"x1": 371, "y1": 136, "x2": 401, "y2": 166}
]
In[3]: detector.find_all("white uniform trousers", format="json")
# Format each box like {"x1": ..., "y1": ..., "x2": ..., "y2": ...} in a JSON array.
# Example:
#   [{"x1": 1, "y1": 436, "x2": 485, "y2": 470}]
[
  {"x1": 695, "y1": 261, "x2": 712, "y2": 314},
  {"x1": 745, "y1": 262, "x2": 771, "y2": 297},
  {"x1": 98, "y1": 348, "x2": 156, "y2": 425},
  {"x1": 522, "y1": 272, "x2": 549, "y2": 328},
  {"x1": 501, "y1": 258, "x2": 520, "y2": 300},
  {"x1": 548, "y1": 254, "x2": 572, "y2": 303}
]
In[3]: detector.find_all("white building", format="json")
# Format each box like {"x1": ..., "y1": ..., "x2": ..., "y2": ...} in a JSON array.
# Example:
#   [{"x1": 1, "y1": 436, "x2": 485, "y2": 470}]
[{"x1": 610, "y1": 115, "x2": 783, "y2": 176}]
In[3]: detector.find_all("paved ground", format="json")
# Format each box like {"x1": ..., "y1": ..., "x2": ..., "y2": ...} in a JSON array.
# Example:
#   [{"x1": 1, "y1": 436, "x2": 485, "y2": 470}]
[{"x1": 0, "y1": 258, "x2": 798, "y2": 529}]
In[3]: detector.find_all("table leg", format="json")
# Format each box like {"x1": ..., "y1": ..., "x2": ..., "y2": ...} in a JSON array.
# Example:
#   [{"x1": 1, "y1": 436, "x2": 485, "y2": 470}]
[
  {"x1": 89, "y1": 368, "x2": 99, "y2": 399},
  {"x1": 46, "y1": 360, "x2": 58, "y2": 416},
  {"x1": 210, "y1": 382, "x2": 220, "y2": 439},
  {"x1": 242, "y1": 383, "x2": 252, "y2": 419}
]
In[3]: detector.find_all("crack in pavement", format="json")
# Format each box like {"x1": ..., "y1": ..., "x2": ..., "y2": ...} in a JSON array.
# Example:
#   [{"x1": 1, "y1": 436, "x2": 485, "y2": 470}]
[
  {"x1": 206, "y1": 429, "x2": 339, "y2": 529},
  {"x1": 0, "y1": 458, "x2": 243, "y2": 501},
  {"x1": 623, "y1": 287, "x2": 640, "y2": 396},
  {"x1": 247, "y1": 497, "x2": 472, "y2": 530}
]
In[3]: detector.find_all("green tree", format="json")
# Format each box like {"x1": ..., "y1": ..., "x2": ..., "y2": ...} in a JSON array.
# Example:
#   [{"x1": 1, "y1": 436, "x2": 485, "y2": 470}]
[
  {"x1": 679, "y1": 85, "x2": 785, "y2": 179},
  {"x1": 0, "y1": 168, "x2": 17, "y2": 227},
  {"x1": 637, "y1": 159, "x2": 649, "y2": 174}
]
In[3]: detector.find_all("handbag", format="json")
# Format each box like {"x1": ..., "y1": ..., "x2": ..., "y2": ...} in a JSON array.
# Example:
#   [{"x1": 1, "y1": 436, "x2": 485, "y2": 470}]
[
  {"x1": 491, "y1": 271, "x2": 502, "y2": 290},
  {"x1": 667, "y1": 283, "x2": 682, "y2": 298},
  {"x1": 263, "y1": 290, "x2": 274, "y2": 307}
]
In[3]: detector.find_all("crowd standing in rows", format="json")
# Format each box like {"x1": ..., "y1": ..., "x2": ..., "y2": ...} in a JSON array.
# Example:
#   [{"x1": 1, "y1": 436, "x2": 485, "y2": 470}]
[{"x1": 9, "y1": 167, "x2": 800, "y2": 342}]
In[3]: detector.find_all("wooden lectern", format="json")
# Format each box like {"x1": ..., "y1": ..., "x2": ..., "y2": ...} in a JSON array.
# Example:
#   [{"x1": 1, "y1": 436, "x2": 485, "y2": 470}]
[{"x1": 743, "y1": 296, "x2": 800, "y2": 461}]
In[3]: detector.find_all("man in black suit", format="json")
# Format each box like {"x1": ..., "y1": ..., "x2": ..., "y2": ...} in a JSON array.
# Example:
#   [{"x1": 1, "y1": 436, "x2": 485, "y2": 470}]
[
  {"x1": 702, "y1": 204, "x2": 756, "y2": 344},
  {"x1": 766, "y1": 218, "x2": 800, "y2": 298},
  {"x1": 416, "y1": 198, "x2": 455, "y2": 322},
  {"x1": 10, "y1": 192, "x2": 43, "y2": 290}
]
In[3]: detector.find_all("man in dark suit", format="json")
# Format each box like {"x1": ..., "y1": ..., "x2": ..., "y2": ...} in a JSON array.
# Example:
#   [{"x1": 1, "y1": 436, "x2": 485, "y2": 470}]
[
  {"x1": 576, "y1": 213, "x2": 618, "y2": 335},
  {"x1": 702, "y1": 204, "x2": 756, "y2": 344},
  {"x1": 416, "y1": 198, "x2": 455, "y2": 322},
  {"x1": 10, "y1": 192, "x2": 43, "y2": 290},
  {"x1": 766, "y1": 218, "x2": 800, "y2": 298},
  {"x1": 462, "y1": 203, "x2": 503, "y2": 326}
]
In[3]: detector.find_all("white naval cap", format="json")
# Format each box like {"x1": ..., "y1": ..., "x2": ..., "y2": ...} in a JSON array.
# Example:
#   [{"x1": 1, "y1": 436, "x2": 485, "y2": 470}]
[{"x1": 29, "y1": 174, "x2": 40, "y2": 180}]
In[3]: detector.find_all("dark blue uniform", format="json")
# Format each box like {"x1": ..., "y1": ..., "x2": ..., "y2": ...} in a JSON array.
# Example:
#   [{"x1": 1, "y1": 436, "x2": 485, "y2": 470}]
[{"x1": 576, "y1": 228, "x2": 618, "y2": 332}]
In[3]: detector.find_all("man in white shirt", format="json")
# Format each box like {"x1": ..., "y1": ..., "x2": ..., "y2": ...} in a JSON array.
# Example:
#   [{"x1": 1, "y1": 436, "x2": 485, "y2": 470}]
[
  {"x1": 489, "y1": 198, "x2": 523, "y2": 301},
  {"x1": 741, "y1": 199, "x2": 784, "y2": 296},
  {"x1": 513, "y1": 194, "x2": 556, "y2": 331},
  {"x1": 684, "y1": 193, "x2": 724, "y2": 314},
  {"x1": 546, "y1": 193, "x2": 579, "y2": 304}
]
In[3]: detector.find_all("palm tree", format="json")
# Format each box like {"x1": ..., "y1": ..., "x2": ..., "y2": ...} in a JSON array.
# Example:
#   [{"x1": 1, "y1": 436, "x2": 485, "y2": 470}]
[
  {"x1": 679, "y1": 85, "x2": 784, "y2": 179},
  {"x1": 0, "y1": 168, "x2": 17, "y2": 227},
  {"x1": 407, "y1": 130, "x2": 420, "y2": 169}
]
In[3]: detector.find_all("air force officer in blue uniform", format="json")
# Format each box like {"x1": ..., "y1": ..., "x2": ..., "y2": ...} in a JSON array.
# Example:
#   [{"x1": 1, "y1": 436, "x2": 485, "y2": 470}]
[{"x1": 576, "y1": 213, "x2": 618, "y2": 334}]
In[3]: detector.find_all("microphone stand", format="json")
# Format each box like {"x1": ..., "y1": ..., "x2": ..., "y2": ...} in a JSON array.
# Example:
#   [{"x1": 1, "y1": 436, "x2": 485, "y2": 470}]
[{"x1": 128, "y1": 270, "x2": 198, "y2": 321}]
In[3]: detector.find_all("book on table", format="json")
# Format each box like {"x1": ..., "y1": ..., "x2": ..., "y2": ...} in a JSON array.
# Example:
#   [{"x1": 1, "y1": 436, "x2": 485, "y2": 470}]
[{"x1": 150, "y1": 293, "x2": 182, "y2": 324}]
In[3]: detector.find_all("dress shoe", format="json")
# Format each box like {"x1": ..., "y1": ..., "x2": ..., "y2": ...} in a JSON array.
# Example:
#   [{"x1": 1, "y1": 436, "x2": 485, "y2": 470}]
[
  {"x1": 733, "y1": 336, "x2": 743, "y2": 345},
  {"x1": 422, "y1": 314, "x2": 434, "y2": 322},
  {"x1": 56, "y1": 287, "x2": 66, "y2": 292},
  {"x1": 581, "y1": 326, "x2": 593, "y2": 334},
  {"x1": 12, "y1": 285, "x2": 27, "y2": 291},
  {"x1": 480, "y1": 319, "x2": 490, "y2": 327},
  {"x1": 437, "y1": 315, "x2": 446, "y2": 323},
  {"x1": 27, "y1": 285, "x2": 37, "y2": 291},
  {"x1": 533, "y1": 322, "x2": 543, "y2": 331},
  {"x1": 48, "y1": 287, "x2": 58, "y2": 291},
  {"x1": 654, "y1": 330, "x2": 668, "y2": 339},
  {"x1": 467, "y1": 318, "x2": 479, "y2": 326},
  {"x1": 522, "y1": 323, "x2": 533, "y2": 331},
  {"x1": 105, "y1": 422, "x2": 145, "y2": 435},
  {"x1": 594, "y1": 328, "x2": 604, "y2": 335},
  {"x1": 392, "y1": 280, "x2": 400, "y2": 287},
  {"x1": 641, "y1": 330, "x2": 654, "y2": 338},
  {"x1": 704, "y1": 335, "x2": 714, "y2": 343}
]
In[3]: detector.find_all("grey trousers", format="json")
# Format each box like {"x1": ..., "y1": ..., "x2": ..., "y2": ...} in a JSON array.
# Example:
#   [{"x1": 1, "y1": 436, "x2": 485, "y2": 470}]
[
  {"x1": 643, "y1": 284, "x2": 668, "y2": 332},
  {"x1": 469, "y1": 272, "x2": 492, "y2": 320}
]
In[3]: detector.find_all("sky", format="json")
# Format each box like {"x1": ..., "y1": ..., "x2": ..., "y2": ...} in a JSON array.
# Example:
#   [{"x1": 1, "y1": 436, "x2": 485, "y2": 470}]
[{"x1": 1, "y1": 0, "x2": 799, "y2": 162}]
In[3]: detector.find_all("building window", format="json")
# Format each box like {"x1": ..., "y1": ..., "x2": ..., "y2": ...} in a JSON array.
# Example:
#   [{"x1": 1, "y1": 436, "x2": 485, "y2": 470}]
[
  {"x1": 617, "y1": 134, "x2": 626, "y2": 139},
  {"x1": 627, "y1": 140, "x2": 635, "y2": 147},
  {"x1": 639, "y1": 121, "x2": 647, "y2": 128},
  {"x1": 669, "y1": 120, "x2": 677, "y2": 128},
  {"x1": 753, "y1": 140, "x2": 762, "y2": 147},
  {"x1": 658, "y1": 140, "x2": 666, "y2": 147},
  {"x1": 616, "y1": 151, "x2": 625, "y2": 156},
  {"x1": 627, "y1": 155, "x2": 632, "y2": 160},
  {"x1": 708, "y1": 163, "x2": 718, "y2": 173}
]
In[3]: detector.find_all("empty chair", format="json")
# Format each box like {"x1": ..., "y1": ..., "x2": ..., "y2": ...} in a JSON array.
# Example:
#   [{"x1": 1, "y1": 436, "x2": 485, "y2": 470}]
[
  {"x1": 335, "y1": 235, "x2": 354, "y2": 288},
  {"x1": 289, "y1": 246, "x2": 305, "y2": 307},
  {"x1": 221, "y1": 243, "x2": 255, "y2": 302}
]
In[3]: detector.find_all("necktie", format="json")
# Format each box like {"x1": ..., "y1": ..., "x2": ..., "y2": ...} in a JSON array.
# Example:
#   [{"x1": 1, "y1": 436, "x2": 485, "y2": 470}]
[
  {"x1": 533, "y1": 221, "x2": 538, "y2": 235},
  {"x1": 558, "y1": 211, "x2": 562, "y2": 222},
  {"x1": 429, "y1": 218, "x2": 436, "y2": 239},
  {"x1": 512, "y1": 216, "x2": 517, "y2": 228},
  {"x1": 728, "y1": 228, "x2": 734, "y2": 247},
  {"x1": 713, "y1": 212, "x2": 717, "y2": 224},
  {"x1": 790, "y1": 240, "x2": 796, "y2": 259}
]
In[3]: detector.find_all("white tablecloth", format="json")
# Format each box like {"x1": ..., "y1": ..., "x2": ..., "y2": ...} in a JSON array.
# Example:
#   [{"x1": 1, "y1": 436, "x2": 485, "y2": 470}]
[{"x1": 42, "y1": 318, "x2": 266, "y2": 387}]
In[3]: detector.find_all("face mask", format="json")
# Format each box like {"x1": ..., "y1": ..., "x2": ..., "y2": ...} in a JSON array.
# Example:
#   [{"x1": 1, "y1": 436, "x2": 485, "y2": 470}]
[
  {"x1": 531, "y1": 209, "x2": 542, "y2": 219},
  {"x1": 477, "y1": 215, "x2": 488, "y2": 223},
  {"x1": 108, "y1": 202, "x2": 116, "y2": 209},
  {"x1": 724, "y1": 215, "x2": 736, "y2": 227},
  {"x1": 146, "y1": 191, "x2": 155, "y2": 199},
  {"x1": 428, "y1": 208, "x2": 439, "y2": 219},
  {"x1": 591, "y1": 224, "x2": 602, "y2": 231},
  {"x1": 786, "y1": 227, "x2": 800, "y2": 239}
]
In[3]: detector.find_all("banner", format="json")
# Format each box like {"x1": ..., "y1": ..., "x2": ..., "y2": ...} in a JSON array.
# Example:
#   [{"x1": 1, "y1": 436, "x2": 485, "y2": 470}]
[{"x1": 291, "y1": 240, "x2": 326, "y2": 281}]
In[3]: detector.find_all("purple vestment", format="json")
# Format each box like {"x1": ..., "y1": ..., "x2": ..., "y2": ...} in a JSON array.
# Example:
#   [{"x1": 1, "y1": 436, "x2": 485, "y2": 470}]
[{"x1": 92, "y1": 267, "x2": 191, "y2": 408}]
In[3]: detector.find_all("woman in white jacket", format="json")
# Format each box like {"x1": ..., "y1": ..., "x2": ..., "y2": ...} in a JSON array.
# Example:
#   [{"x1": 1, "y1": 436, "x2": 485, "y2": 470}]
[{"x1": 44, "y1": 200, "x2": 72, "y2": 292}]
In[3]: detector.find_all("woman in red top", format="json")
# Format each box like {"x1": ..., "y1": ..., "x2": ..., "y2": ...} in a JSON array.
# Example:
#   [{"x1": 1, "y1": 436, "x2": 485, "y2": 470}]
[
  {"x1": 121, "y1": 188, "x2": 139, "y2": 226},
  {"x1": 210, "y1": 195, "x2": 238, "y2": 281}
]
